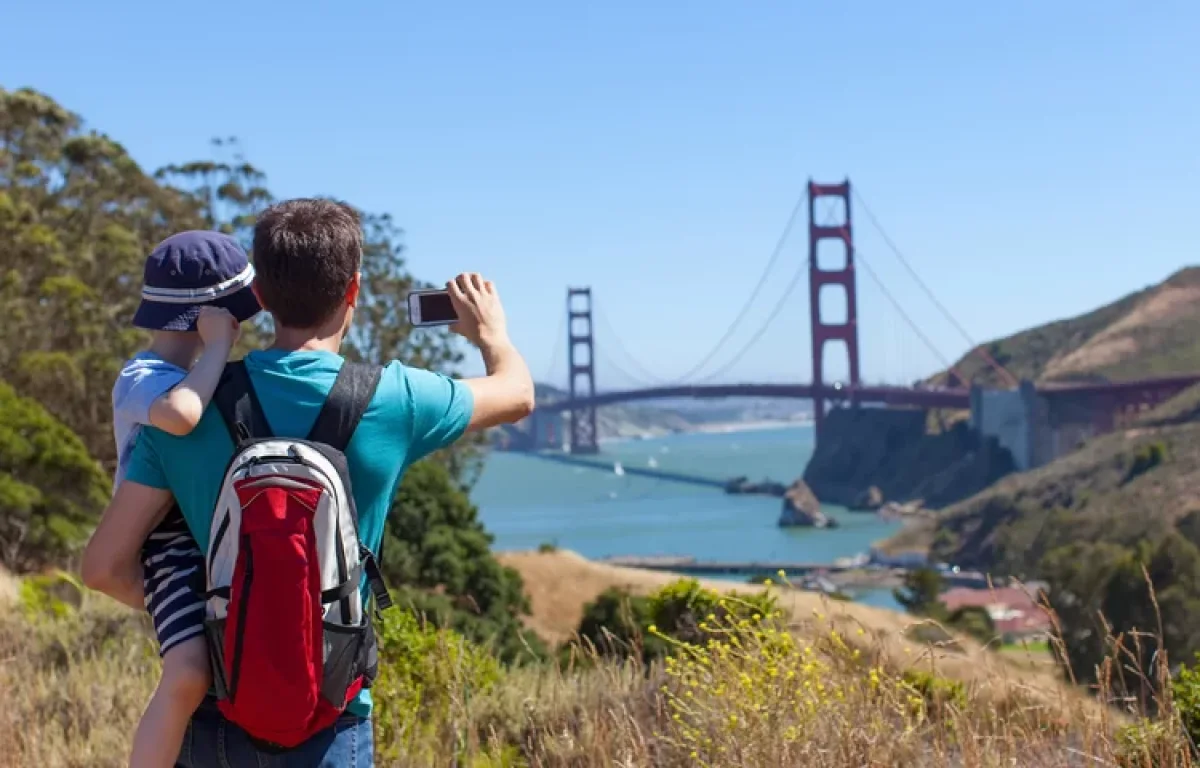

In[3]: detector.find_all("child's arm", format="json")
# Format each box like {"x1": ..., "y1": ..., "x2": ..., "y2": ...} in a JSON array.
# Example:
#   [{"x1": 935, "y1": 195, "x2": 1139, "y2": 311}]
[
  {"x1": 149, "y1": 306, "x2": 240, "y2": 436},
  {"x1": 81, "y1": 481, "x2": 175, "y2": 609}
]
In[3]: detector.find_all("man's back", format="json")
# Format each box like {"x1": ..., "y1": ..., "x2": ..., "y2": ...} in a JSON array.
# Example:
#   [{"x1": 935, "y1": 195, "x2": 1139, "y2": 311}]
[
  {"x1": 85, "y1": 199, "x2": 533, "y2": 766},
  {"x1": 125, "y1": 347, "x2": 474, "y2": 717}
]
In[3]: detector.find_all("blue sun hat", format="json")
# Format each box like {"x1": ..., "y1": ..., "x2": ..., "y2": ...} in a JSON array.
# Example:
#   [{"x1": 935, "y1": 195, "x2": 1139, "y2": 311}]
[{"x1": 132, "y1": 231, "x2": 261, "y2": 331}]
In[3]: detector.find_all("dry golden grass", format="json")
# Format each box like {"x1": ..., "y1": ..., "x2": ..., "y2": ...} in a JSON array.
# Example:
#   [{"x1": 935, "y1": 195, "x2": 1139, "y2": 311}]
[
  {"x1": 0, "y1": 563, "x2": 17, "y2": 604},
  {"x1": 499, "y1": 550, "x2": 1095, "y2": 712},
  {"x1": 1, "y1": 558, "x2": 1194, "y2": 767}
]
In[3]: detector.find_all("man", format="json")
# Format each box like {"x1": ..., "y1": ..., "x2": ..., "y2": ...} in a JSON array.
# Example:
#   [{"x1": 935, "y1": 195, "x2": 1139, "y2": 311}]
[{"x1": 83, "y1": 198, "x2": 535, "y2": 766}]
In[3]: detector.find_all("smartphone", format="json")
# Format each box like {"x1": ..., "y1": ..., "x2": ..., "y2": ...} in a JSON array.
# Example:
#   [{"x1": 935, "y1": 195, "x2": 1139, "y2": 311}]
[{"x1": 407, "y1": 289, "x2": 458, "y2": 327}]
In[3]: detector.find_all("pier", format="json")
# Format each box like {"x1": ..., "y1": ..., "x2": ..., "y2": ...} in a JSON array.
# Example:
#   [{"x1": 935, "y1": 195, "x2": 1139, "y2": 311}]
[
  {"x1": 599, "y1": 555, "x2": 992, "y2": 589},
  {"x1": 526, "y1": 451, "x2": 728, "y2": 489},
  {"x1": 599, "y1": 555, "x2": 847, "y2": 577}
]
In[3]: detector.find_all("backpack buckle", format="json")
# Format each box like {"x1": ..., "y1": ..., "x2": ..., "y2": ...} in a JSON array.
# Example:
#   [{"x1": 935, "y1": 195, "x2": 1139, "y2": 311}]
[{"x1": 360, "y1": 547, "x2": 393, "y2": 613}]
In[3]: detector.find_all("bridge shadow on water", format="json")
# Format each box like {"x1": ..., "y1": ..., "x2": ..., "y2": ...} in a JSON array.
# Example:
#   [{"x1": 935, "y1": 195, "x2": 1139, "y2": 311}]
[{"x1": 523, "y1": 450, "x2": 728, "y2": 490}]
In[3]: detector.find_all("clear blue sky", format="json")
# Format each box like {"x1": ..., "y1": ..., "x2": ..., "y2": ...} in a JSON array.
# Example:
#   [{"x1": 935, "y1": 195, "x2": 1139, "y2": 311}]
[{"x1": 4, "y1": 1, "x2": 1197, "y2": 389}]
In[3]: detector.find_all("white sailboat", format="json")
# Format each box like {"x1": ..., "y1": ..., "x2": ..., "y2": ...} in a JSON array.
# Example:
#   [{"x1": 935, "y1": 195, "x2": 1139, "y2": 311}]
[{"x1": 613, "y1": 461, "x2": 625, "y2": 476}]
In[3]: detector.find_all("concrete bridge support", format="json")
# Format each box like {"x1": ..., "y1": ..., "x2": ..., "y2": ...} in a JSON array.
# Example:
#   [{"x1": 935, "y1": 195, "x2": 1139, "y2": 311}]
[{"x1": 971, "y1": 378, "x2": 1194, "y2": 470}]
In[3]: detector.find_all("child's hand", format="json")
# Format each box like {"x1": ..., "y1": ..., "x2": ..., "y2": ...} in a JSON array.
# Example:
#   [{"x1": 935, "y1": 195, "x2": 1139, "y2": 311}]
[{"x1": 197, "y1": 306, "x2": 240, "y2": 349}]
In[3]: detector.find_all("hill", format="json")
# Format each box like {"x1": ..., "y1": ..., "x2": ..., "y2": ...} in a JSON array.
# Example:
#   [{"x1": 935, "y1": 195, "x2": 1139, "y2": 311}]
[
  {"x1": 889, "y1": 400, "x2": 1200, "y2": 572},
  {"x1": 931, "y1": 266, "x2": 1200, "y2": 386},
  {"x1": 884, "y1": 382, "x2": 1200, "y2": 683},
  {"x1": 533, "y1": 382, "x2": 692, "y2": 438}
]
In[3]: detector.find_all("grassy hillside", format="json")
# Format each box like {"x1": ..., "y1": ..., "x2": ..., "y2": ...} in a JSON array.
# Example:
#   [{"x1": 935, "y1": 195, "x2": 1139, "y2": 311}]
[
  {"x1": 931, "y1": 266, "x2": 1200, "y2": 386},
  {"x1": 884, "y1": 382, "x2": 1200, "y2": 690},
  {"x1": 11, "y1": 553, "x2": 1197, "y2": 768},
  {"x1": 894, "y1": 384, "x2": 1200, "y2": 572},
  {"x1": 897, "y1": 419, "x2": 1200, "y2": 573}
]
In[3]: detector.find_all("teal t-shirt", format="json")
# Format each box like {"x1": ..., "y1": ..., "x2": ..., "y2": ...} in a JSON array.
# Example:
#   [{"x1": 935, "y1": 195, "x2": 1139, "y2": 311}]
[{"x1": 125, "y1": 348, "x2": 474, "y2": 718}]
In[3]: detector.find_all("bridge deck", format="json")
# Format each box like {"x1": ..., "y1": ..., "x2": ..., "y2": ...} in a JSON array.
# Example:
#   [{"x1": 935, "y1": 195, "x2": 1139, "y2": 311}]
[{"x1": 539, "y1": 374, "x2": 1200, "y2": 414}]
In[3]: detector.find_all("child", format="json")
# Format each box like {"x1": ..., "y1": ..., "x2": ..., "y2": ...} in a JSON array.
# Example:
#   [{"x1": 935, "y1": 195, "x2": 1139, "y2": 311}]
[{"x1": 108, "y1": 230, "x2": 260, "y2": 767}]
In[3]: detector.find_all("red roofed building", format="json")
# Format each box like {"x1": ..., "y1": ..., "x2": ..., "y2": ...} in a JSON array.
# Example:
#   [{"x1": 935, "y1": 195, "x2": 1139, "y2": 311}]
[{"x1": 940, "y1": 586, "x2": 1051, "y2": 641}]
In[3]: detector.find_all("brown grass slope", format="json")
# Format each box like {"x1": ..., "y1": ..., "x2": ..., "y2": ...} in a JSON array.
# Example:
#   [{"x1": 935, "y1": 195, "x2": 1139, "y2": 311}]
[
  {"x1": 6, "y1": 555, "x2": 1136, "y2": 768},
  {"x1": 497, "y1": 550, "x2": 1082, "y2": 705},
  {"x1": 931, "y1": 266, "x2": 1200, "y2": 387}
]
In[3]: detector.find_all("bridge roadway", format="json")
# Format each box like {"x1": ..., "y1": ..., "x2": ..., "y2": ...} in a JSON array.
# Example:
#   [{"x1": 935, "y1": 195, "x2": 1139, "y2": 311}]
[
  {"x1": 544, "y1": 383, "x2": 970, "y2": 412},
  {"x1": 540, "y1": 374, "x2": 1200, "y2": 413}
]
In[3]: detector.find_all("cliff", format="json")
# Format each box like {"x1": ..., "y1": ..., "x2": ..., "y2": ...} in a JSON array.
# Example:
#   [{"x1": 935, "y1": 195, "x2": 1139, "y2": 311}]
[{"x1": 801, "y1": 408, "x2": 1016, "y2": 511}]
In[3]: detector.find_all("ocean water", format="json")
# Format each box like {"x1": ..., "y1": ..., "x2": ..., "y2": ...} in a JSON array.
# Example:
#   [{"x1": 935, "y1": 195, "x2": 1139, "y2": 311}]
[{"x1": 471, "y1": 426, "x2": 904, "y2": 610}]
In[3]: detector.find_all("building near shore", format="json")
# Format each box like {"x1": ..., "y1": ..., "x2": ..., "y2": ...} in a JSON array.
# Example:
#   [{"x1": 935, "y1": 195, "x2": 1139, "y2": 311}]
[{"x1": 940, "y1": 585, "x2": 1051, "y2": 642}]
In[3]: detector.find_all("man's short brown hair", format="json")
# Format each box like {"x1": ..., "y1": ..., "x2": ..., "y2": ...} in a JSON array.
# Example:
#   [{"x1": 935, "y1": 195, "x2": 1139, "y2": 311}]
[{"x1": 252, "y1": 198, "x2": 363, "y2": 329}]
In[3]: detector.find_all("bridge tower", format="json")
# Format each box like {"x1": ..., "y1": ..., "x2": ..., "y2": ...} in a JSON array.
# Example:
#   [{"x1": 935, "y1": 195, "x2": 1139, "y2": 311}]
[
  {"x1": 808, "y1": 179, "x2": 861, "y2": 442},
  {"x1": 567, "y1": 287, "x2": 600, "y2": 454}
]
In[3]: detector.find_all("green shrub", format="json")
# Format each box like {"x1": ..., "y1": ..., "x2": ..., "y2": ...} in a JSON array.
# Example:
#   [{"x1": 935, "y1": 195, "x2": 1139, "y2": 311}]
[
  {"x1": 567, "y1": 578, "x2": 782, "y2": 665},
  {"x1": 18, "y1": 570, "x2": 83, "y2": 620},
  {"x1": 901, "y1": 669, "x2": 967, "y2": 714},
  {"x1": 946, "y1": 605, "x2": 997, "y2": 645},
  {"x1": 372, "y1": 608, "x2": 502, "y2": 762},
  {"x1": 536, "y1": 541, "x2": 557, "y2": 554},
  {"x1": 0, "y1": 380, "x2": 108, "y2": 571},
  {"x1": 383, "y1": 460, "x2": 542, "y2": 664},
  {"x1": 1125, "y1": 441, "x2": 1169, "y2": 483},
  {"x1": 893, "y1": 568, "x2": 944, "y2": 615},
  {"x1": 570, "y1": 586, "x2": 667, "y2": 665},
  {"x1": 648, "y1": 578, "x2": 778, "y2": 646},
  {"x1": 1115, "y1": 718, "x2": 1189, "y2": 766},
  {"x1": 1173, "y1": 654, "x2": 1200, "y2": 750}
]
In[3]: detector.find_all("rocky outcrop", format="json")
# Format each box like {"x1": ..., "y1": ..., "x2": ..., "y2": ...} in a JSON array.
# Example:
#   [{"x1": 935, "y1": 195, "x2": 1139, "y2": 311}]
[
  {"x1": 851, "y1": 485, "x2": 884, "y2": 511},
  {"x1": 878, "y1": 500, "x2": 930, "y2": 521},
  {"x1": 778, "y1": 480, "x2": 838, "y2": 528},
  {"x1": 802, "y1": 408, "x2": 1015, "y2": 511},
  {"x1": 725, "y1": 476, "x2": 788, "y2": 497}
]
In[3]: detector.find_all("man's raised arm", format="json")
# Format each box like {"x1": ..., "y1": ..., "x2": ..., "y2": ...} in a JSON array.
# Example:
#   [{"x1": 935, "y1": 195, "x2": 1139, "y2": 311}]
[{"x1": 447, "y1": 273, "x2": 536, "y2": 431}]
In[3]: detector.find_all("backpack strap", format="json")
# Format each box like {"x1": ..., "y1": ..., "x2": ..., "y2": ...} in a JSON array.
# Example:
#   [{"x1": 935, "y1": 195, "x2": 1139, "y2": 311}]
[
  {"x1": 306, "y1": 362, "x2": 384, "y2": 452},
  {"x1": 214, "y1": 361, "x2": 273, "y2": 445},
  {"x1": 308, "y1": 361, "x2": 393, "y2": 614}
]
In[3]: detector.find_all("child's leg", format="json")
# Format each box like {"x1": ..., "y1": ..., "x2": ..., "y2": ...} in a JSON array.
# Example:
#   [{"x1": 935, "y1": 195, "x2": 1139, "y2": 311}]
[
  {"x1": 131, "y1": 506, "x2": 209, "y2": 768},
  {"x1": 130, "y1": 636, "x2": 211, "y2": 768}
]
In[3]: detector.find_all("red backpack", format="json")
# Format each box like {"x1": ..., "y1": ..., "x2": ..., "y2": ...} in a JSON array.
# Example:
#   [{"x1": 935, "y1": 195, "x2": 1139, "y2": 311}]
[{"x1": 203, "y1": 361, "x2": 393, "y2": 748}]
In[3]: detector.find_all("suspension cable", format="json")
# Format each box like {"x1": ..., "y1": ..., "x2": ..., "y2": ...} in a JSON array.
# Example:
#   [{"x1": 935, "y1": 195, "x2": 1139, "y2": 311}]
[
  {"x1": 855, "y1": 249, "x2": 960, "y2": 377},
  {"x1": 593, "y1": 303, "x2": 670, "y2": 385},
  {"x1": 666, "y1": 186, "x2": 808, "y2": 383},
  {"x1": 853, "y1": 187, "x2": 1018, "y2": 388},
  {"x1": 595, "y1": 348, "x2": 660, "y2": 390},
  {"x1": 542, "y1": 311, "x2": 566, "y2": 387},
  {"x1": 689, "y1": 258, "x2": 809, "y2": 384}
]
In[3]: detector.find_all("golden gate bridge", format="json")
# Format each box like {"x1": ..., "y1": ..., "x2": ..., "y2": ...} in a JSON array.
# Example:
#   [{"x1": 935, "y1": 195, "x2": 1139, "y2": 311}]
[{"x1": 512, "y1": 180, "x2": 1200, "y2": 456}]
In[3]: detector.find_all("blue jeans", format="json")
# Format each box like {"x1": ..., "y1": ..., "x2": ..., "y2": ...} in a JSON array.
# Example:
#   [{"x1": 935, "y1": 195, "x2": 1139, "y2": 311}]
[{"x1": 176, "y1": 698, "x2": 373, "y2": 767}]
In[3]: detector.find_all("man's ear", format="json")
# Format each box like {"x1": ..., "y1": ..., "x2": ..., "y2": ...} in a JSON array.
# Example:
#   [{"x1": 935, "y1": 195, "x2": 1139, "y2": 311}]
[
  {"x1": 251, "y1": 282, "x2": 265, "y2": 309},
  {"x1": 346, "y1": 271, "x2": 361, "y2": 308}
]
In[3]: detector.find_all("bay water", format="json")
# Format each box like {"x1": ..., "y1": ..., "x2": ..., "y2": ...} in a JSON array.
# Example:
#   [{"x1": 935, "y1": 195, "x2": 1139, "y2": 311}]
[{"x1": 472, "y1": 425, "x2": 904, "y2": 611}]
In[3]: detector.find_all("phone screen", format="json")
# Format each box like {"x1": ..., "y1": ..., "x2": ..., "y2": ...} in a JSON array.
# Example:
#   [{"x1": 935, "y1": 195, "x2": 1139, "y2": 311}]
[{"x1": 415, "y1": 291, "x2": 457, "y2": 324}]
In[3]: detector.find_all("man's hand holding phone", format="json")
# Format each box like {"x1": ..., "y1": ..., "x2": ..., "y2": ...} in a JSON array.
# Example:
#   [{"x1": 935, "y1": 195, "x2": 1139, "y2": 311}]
[
  {"x1": 446, "y1": 272, "x2": 508, "y2": 349},
  {"x1": 448, "y1": 272, "x2": 535, "y2": 432}
]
